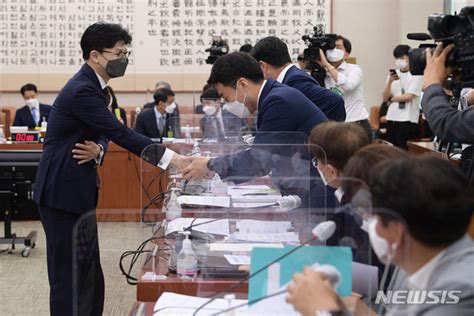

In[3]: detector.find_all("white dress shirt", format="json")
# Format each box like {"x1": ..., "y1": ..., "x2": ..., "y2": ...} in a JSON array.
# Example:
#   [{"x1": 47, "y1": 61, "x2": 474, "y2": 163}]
[
  {"x1": 386, "y1": 70, "x2": 423, "y2": 124},
  {"x1": 94, "y1": 71, "x2": 174, "y2": 169},
  {"x1": 276, "y1": 64, "x2": 294, "y2": 83},
  {"x1": 324, "y1": 62, "x2": 369, "y2": 122},
  {"x1": 406, "y1": 249, "x2": 446, "y2": 290}
]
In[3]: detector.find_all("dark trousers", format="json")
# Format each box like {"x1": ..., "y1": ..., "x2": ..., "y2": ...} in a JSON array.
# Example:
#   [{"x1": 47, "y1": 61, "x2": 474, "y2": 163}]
[
  {"x1": 386, "y1": 121, "x2": 419, "y2": 149},
  {"x1": 354, "y1": 119, "x2": 373, "y2": 142},
  {"x1": 38, "y1": 206, "x2": 104, "y2": 316}
]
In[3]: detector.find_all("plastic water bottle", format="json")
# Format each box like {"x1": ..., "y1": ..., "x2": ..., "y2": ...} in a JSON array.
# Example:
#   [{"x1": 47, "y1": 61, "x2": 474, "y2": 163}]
[
  {"x1": 165, "y1": 188, "x2": 182, "y2": 221},
  {"x1": 0, "y1": 125, "x2": 6, "y2": 144},
  {"x1": 191, "y1": 139, "x2": 201, "y2": 156},
  {"x1": 184, "y1": 124, "x2": 192, "y2": 143},
  {"x1": 177, "y1": 231, "x2": 198, "y2": 280}
]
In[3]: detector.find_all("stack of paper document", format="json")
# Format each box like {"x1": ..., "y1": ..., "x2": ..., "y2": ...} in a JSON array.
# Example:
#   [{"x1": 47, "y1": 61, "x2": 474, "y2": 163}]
[
  {"x1": 236, "y1": 220, "x2": 292, "y2": 234},
  {"x1": 229, "y1": 185, "x2": 281, "y2": 208},
  {"x1": 165, "y1": 218, "x2": 230, "y2": 236},
  {"x1": 154, "y1": 292, "x2": 249, "y2": 315},
  {"x1": 229, "y1": 232, "x2": 300, "y2": 243},
  {"x1": 177, "y1": 195, "x2": 230, "y2": 208}
]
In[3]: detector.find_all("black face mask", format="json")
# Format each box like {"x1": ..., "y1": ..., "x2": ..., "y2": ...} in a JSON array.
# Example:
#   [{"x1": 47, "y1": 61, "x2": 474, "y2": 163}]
[{"x1": 105, "y1": 56, "x2": 128, "y2": 78}]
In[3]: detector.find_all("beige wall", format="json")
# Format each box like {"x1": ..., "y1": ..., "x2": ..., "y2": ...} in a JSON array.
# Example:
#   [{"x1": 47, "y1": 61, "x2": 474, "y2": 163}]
[
  {"x1": 0, "y1": 0, "x2": 446, "y2": 112},
  {"x1": 332, "y1": 0, "x2": 444, "y2": 110}
]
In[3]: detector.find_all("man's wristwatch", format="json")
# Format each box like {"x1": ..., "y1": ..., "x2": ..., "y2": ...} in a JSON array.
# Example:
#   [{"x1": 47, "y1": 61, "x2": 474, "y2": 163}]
[
  {"x1": 315, "y1": 310, "x2": 349, "y2": 316},
  {"x1": 206, "y1": 158, "x2": 215, "y2": 172},
  {"x1": 95, "y1": 144, "x2": 105, "y2": 165}
]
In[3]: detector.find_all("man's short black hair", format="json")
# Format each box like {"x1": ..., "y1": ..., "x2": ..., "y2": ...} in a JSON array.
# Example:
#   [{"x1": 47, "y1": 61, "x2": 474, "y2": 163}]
[
  {"x1": 239, "y1": 44, "x2": 253, "y2": 53},
  {"x1": 153, "y1": 88, "x2": 175, "y2": 104},
  {"x1": 393, "y1": 45, "x2": 411, "y2": 58},
  {"x1": 336, "y1": 35, "x2": 352, "y2": 54},
  {"x1": 370, "y1": 156, "x2": 474, "y2": 247},
  {"x1": 250, "y1": 36, "x2": 292, "y2": 68},
  {"x1": 20, "y1": 83, "x2": 38, "y2": 96},
  {"x1": 207, "y1": 52, "x2": 264, "y2": 87},
  {"x1": 80, "y1": 22, "x2": 132, "y2": 60}
]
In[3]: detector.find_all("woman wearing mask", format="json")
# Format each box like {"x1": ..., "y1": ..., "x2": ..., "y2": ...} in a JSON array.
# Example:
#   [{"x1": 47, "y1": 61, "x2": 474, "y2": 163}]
[{"x1": 286, "y1": 156, "x2": 474, "y2": 316}]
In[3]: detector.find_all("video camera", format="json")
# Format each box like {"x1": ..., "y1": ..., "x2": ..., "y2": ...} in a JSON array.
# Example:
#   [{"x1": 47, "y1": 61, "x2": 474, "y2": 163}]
[
  {"x1": 408, "y1": 6, "x2": 474, "y2": 92},
  {"x1": 205, "y1": 34, "x2": 229, "y2": 65},
  {"x1": 301, "y1": 25, "x2": 338, "y2": 86}
]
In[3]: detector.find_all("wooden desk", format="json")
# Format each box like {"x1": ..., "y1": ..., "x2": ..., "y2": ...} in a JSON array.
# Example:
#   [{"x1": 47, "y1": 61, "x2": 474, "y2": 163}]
[
  {"x1": 407, "y1": 141, "x2": 460, "y2": 166},
  {"x1": 129, "y1": 302, "x2": 155, "y2": 316},
  {"x1": 0, "y1": 142, "x2": 167, "y2": 221}
]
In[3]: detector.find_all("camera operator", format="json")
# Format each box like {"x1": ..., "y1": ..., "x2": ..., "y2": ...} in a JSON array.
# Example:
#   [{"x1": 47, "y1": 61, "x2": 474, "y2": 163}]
[
  {"x1": 319, "y1": 36, "x2": 371, "y2": 139},
  {"x1": 421, "y1": 43, "x2": 474, "y2": 143}
]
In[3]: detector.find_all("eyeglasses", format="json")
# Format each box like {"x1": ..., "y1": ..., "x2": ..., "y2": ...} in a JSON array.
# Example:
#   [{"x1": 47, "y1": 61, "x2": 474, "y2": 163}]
[{"x1": 101, "y1": 49, "x2": 131, "y2": 59}]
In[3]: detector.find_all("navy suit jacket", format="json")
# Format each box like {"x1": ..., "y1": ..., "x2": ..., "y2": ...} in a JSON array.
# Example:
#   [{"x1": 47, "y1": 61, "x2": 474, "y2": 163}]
[
  {"x1": 134, "y1": 108, "x2": 181, "y2": 139},
  {"x1": 34, "y1": 64, "x2": 162, "y2": 214},
  {"x1": 211, "y1": 79, "x2": 327, "y2": 182},
  {"x1": 13, "y1": 103, "x2": 52, "y2": 128},
  {"x1": 283, "y1": 65, "x2": 346, "y2": 122}
]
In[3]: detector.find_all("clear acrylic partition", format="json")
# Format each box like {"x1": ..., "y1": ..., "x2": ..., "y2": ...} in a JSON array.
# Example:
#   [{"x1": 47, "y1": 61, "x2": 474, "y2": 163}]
[
  {"x1": 165, "y1": 111, "x2": 255, "y2": 143},
  {"x1": 139, "y1": 134, "x2": 337, "y2": 315}
]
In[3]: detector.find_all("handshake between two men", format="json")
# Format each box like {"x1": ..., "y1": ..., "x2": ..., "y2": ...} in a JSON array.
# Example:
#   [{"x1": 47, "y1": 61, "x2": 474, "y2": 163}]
[{"x1": 170, "y1": 154, "x2": 214, "y2": 181}]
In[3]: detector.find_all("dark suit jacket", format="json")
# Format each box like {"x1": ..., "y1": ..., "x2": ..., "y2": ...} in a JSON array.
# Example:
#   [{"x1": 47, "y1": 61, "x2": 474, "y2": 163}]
[
  {"x1": 134, "y1": 108, "x2": 181, "y2": 139},
  {"x1": 422, "y1": 83, "x2": 474, "y2": 143},
  {"x1": 211, "y1": 79, "x2": 328, "y2": 181},
  {"x1": 13, "y1": 103, "x2": 52, "y2": 128},
  {"x1": 199, "y1": 108, "x2": 247, "y2": 140},
  {"x1": 33, "y1": 64, "x2": 162, "y2": 214},
  {"x1": 283, "y1": 65, "x2": 346, "y2": 122}
]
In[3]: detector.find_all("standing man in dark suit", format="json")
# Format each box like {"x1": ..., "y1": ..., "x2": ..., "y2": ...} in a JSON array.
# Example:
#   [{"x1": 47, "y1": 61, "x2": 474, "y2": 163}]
[
  {"x1": 13, "y1": 83, "x2": 52, "y2": 128},
  {"x1": 250, "y1": 36, "x2": 346, "y2": 122},
  {"x1": 134, "y1": 88, "x2": 181, "y2": 139},
  {"x1": 33, "y1": 23, "x2": 189, "y2": 316},
  {"x1": 182, "y1": 52, "x2": 328, "y2": 182}
]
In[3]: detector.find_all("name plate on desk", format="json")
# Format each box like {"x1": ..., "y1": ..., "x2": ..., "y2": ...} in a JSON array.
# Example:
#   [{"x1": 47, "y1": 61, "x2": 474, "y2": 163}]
[{"x1": 11, "y1": 132, "x2": 40, "y2": 143}]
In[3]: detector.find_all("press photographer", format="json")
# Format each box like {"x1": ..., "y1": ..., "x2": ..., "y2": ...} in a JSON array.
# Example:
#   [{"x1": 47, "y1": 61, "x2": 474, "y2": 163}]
[{"x1": 418, "y1": 6, "x2": 474, "y2": 144}]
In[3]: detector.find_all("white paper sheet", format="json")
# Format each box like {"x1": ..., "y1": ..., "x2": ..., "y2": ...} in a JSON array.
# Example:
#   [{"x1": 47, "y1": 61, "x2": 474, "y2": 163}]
[
  {"x1": 177, "y1": 195, "x2": 230, "y2": 208},
  {"x1": 236, "y1": 220, "x2": 292, "y2": 234},
  {"x1": 224, "y1": 254, "x2": 251, "y2": 265},
  {"x1": 209, "y1": 243, "x2": 284, "y2": 252},
  {"x1": 230, "y1": 232, "x2": 300, "y2": 243},
  {"x1": 154, "y1": 292, "x2": 249, "y2": 316}
]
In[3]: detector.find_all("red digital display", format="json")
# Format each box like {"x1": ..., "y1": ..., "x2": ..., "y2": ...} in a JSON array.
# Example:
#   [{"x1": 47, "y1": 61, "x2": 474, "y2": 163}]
[{"x1": 12, "y1": 132, "x2": 40, "y2": 143}]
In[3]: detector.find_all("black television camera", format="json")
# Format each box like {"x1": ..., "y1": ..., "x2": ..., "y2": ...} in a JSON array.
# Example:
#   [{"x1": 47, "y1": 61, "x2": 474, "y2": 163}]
[
  {"x1": 301, "y1": 25, "x2": 337, "y2": 87},
  {"x1": 409, "y1": 6, "x2": 474, "y2": 94},
  {"x1": 205, "y1": 34, "x2": 229, "y2": 65}
]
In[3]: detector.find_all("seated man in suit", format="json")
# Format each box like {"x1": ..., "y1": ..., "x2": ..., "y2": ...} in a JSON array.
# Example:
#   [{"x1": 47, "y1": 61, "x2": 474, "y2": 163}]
[
  {"x1": 251, "y1": 36, "x2": 346, "y2": 121},
  {"x1": 183, "y1": 52, "x2": 328, "y2": 184},
  {"x1": 13, "y1": 83, "x2": 52, "y2": 128},
  {"x1": 199, "y1": 87, "x2": 247, "y2": 141},
  {"x1": 134, "y1": 88, "x2": 181, "y2": 139}
]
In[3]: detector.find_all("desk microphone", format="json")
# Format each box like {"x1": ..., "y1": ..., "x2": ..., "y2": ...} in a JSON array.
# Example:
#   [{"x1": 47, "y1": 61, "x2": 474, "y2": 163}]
[{"x1": 191, "y1": 221, "x2": 336, "y2": 316}]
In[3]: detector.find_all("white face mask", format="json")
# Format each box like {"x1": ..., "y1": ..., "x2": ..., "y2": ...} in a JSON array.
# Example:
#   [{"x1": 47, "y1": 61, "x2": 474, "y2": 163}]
[
  {"x1": 203, "y1": 105, "x2": 217, "y2": 116},
  {"x1": 395, "y1": 58, "x2": 408, "y2": 70},
  {"x1": 26, "y1": 98, "x2": 40, "y2": 109},
  {"x1": 316, "y1": 165, "x2": 329, "y2": 186},
  {"x1": 365, "y1": 217, "x2": 397, "y2": 264},
  {"x1": 326, "y1": 48, "x2": 344, "y2": 62},
  {"x1": 223, "y1": 85, "x2": 251, "y2": 119},
  {"x1": 165, "y1": 102, "x2": 176, "y2": 114}
]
